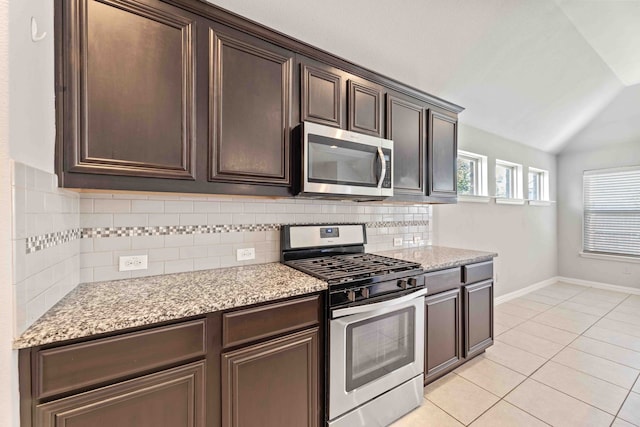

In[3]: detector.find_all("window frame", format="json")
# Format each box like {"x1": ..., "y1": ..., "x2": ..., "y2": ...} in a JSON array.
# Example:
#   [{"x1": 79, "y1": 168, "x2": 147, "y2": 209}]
[
  {"x1": 457, "y1": 150, "x2": 488, "y2": 199},
  {"x1": 581, "y1": 165, "x2": 640, "y2": 260},
  {"x1": 527, "y1": 167, "x2": 549, "y2": 202},
  {"x1": 495, "y1": 159, "x2": 523, "y2": 203}
]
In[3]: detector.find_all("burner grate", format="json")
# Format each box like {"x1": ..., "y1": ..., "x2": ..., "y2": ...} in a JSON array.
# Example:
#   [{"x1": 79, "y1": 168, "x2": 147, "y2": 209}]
[{"x1": 286, "y1": 253, "x2": 421, "y2": 283}]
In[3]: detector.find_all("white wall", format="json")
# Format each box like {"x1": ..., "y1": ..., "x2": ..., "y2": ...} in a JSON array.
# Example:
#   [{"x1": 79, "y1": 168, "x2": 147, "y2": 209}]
[
  {"x1": 8, "y1": 0, "x2": 55, "y2": 173},
  {"x1": 433, "y1": 125, "x2": 558, "y2": 297},
  {"x1": 1, "y1": 0, "x2": 20, "y2": 425},
  {"x1": 558, "y1": 141, "x2": 640, "y2": 289}
]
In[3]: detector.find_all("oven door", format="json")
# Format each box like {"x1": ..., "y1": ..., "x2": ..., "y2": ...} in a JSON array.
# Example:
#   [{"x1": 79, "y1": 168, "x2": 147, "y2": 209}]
[
  {"x1": 329, "y1": 288, "x2": 426, "y2": 420},
  {"x1": 303, "y1": 121, "x2": 393, "y2": 197}
]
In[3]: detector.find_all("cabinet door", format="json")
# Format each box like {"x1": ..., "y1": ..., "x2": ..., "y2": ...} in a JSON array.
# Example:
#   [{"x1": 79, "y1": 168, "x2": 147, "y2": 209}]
[
  {"x1": 209, "y1": 27, "x2": 293, "y2": 186},
  {"x1": 222, "y1": 328, "x2": 319, "y2": 427},
  {"x1": 386, "y1": 95, "x2": 425, "y2": 196},
  {"x1": 425, "y1": 289, "x2": 461, "y2": 382},
  {"x1": 61, "y1": 0, "x2": 197, "y2": 180},
  {"x1": 301, "y1": 64, "x2": 343, "y2": 128},
  {"x1": 348, "y1": 80, "x2": 382, "y2": 136},
  {"x1": 428, "y1": 111, "x2": 458, "y2": 199},
  {"x1": 35, "y1": 361, "x2": 205, "y2": 427},
  {"x1": 464, "y1": 280, "x2": 494, "y2": 358}
]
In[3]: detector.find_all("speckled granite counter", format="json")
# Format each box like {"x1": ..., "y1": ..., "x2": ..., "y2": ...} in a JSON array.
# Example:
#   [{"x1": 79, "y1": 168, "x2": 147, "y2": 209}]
[
  {"x1": 375, "y1": 245, "x2": 497, "y2": 271},
  {"x1": 14, "y1": 263, "x2": 326, "y2": 349}
]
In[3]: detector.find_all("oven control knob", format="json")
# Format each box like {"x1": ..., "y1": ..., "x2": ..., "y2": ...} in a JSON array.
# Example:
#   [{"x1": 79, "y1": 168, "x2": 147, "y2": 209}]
[
  {"x1": 360, "y1": 287, "x2": 370, "y2": 298},
  {"x1": 408, "y1": 278, "x2": 417, "y2": 287},
  {"x1": 346, "y1": 290, "x2": 356, "y2": 302},
  {"x1": 397, "y1": 279, "x2": 408, "y2": 289}
]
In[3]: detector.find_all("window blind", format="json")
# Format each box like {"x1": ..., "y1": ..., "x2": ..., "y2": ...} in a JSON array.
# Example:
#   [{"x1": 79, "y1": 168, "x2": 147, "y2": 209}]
[{"x1": 583, "y1": 166, "x2": 640, "y2": 257}]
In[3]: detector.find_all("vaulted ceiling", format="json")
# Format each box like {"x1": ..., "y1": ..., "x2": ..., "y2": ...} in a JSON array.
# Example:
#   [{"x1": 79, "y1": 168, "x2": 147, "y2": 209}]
[{"x1": 208, "y1": 0, "x2": 640, "y2": 153}]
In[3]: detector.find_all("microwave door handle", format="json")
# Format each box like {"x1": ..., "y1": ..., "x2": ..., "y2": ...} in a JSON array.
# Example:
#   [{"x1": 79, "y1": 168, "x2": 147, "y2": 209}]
[{"x1": 376, "y1": 147, "x2": 386, "y2": 188}]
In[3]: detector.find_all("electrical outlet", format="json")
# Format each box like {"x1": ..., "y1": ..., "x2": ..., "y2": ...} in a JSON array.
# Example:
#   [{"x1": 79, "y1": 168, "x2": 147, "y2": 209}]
[
  {"x1": 393, "y1": 237, "x2": 403, "y2": 247},
  {"x1": 236, "y1": 248, "x2": 255, "y2": 261},
  {"x1": 413, "y1": 236, "x2": 421, "y2": 245},
  {"x1": 119, "y1": 255, "x2": 148, "y2": 271}
]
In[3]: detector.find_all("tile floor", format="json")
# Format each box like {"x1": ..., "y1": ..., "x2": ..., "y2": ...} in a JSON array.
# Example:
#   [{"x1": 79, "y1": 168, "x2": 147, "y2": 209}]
[{"x1": 391, "y1": 282, "x2": 640, "y2": 427}]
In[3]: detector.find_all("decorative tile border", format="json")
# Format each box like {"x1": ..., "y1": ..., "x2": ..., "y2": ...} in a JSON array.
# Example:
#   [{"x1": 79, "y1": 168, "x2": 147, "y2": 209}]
[
  {"x1": 25, "y1": 229, "x2": 82, "y2": 254},
  {"x1": 25, "y1": 220, "x2": 429, "y2": 254}
]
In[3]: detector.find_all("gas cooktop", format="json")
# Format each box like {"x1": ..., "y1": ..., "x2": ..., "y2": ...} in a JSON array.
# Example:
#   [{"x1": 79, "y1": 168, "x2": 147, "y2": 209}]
[{"x1": 285, "y1": 253, "x2": 422, "y2": 284}]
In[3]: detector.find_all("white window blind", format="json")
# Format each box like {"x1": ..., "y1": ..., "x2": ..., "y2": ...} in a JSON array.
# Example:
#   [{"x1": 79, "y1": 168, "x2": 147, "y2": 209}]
[{"x1": 583, "y1": 167, "x2": 640, "y2": 257}]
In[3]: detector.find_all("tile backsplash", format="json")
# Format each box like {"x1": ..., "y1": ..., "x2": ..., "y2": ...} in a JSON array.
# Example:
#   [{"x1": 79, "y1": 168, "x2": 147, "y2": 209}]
[
  {"x1": 12, "y1": 162, "x2": 80, "y2": 335},
  {"x1": 12, "y1": 162, "x2": 431, "y2": 335}
]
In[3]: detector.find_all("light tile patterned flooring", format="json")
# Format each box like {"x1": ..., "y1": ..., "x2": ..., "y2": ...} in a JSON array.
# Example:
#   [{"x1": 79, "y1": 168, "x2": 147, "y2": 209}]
[{"x1": 392, "y1": 282, "x2": 640, "y2": 427}]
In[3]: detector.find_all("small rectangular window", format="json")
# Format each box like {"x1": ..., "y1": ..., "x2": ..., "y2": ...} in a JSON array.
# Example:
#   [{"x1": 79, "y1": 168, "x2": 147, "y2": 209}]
[
  {"x1": 528, "y1": 167, "x2": 549, "y2": 201},
  {"x1": 495, "y1": 160, "x2": 522, "y2": 199},
  {"x1": 457, "y1": 151, "x2": 488, "y2": 197},
  {"x1": 583, "y1": 166, "x2": 640, "y2": 257}
]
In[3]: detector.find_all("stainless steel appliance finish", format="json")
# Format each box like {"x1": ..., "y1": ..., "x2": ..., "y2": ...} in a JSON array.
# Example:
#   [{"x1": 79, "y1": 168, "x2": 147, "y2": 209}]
[
  {"x1": 301, "y1": 121, "x2": 393, "y2": 199},
  {"x1": 281, "y1": 224, "x2": 426, "y2": 426}
]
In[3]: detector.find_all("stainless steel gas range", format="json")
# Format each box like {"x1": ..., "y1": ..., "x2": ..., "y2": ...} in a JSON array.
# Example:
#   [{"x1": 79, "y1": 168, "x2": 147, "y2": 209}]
[{"x1": 281, "y1": 224, "x2": 427, "y2": 427}]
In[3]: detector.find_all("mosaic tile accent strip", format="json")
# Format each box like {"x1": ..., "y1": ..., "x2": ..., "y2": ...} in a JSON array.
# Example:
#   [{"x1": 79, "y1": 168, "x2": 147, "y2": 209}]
[
  {"x1": 25, "y1": 220, "x2": 429, "y2": 254},
  {"x1": 26, "y1": 229, "x2": 82, "y2": 254}
]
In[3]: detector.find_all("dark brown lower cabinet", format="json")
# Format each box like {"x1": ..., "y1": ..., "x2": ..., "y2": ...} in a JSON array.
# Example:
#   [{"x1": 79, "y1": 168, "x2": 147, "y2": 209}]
[
  {"x1": 35, "y1": 361, "x2": 206, "y2": 427},
  {"x1": 221, "y1": 328, "x2": 319, "y2": 427},
  {"x1": 424, "y1": 289, "x2": 461, "y2": 381},
  {"x1": 464, "y1": 280, "x2": 494, "y2": 358}
]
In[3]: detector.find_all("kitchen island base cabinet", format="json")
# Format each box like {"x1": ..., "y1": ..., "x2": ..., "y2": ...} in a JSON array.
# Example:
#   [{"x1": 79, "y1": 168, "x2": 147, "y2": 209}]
[
  {"x1": 221, "y1": 328, "x2": 319, "y2": 427},
  {"x1": 35, "y1": 361, "x2": 206, "y2": 427}
]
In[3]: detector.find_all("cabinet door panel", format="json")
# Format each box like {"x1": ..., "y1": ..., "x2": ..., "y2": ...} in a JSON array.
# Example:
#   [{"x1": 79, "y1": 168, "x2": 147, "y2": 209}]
[
  {"x1": 425, "y1": 289, "x2": 461, "y2": 381},
  {"x1": 222, "y1": 328, "x2": 319, "y2": 427},
  {"x1": 348, "y1": 81, "x2": 382, "y2": 136},
  {"x1": 35, "y1": 362, "x2": 205, "y2": 427},
  {"x1": 386, "y1": 96, "x2": 425, "y2": 195},
  {"x1": 301, "y1": 64, "x2": 342, "y2": 127},
  {"x1": 428, "y1": 111, "x2": 457, "y2": 198},
  {"x1": 63, "y1": 0, "x2": 196, "y2": 180},
  {"x1": 209, "y1": 29, "x2": 293, "y2": 185},
  {"x1": 464, "y1": 280, "x2": 494, "y2": 358}
]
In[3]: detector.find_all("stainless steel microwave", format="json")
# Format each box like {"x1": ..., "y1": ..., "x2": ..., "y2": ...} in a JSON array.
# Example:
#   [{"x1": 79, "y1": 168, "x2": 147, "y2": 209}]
[{"x1": 300, "y1": 122, "x2": 393, "y2": 199}]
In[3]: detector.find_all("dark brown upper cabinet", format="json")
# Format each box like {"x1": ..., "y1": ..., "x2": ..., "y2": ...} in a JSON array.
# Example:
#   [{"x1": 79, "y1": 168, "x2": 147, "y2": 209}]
[
  {"x1": 301, "y1": 64, "x2": 343, "y2": 128},
  {"x1": 58, "y1": 0, "x2": 197, "y2": 182},
  {"x1": 428, "y1": 111, "x2": 458, "y2": 200},
  {"x1": 208, "y1": 27, "x2": 294, "y2": 187},
  {"x1": 348, "y1": 80, "x2": 382, "y2": 137},
  {"x1": 386, "y1": 94, "x2": 425, "y2": 196}
]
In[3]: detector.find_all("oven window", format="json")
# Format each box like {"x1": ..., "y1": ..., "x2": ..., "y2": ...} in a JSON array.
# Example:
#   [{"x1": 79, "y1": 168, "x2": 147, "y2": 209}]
[
  {"x1": 345, "y1": 306, "x2": 415, "y2": 392},
  {"x1": 308, "y1": 134, "x2": 379, "y2": 187}
]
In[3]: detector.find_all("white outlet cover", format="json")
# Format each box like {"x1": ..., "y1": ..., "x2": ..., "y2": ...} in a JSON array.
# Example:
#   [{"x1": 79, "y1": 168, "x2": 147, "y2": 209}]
[
  {"x1": 393, "y1": 237, "x2": 403, "y2": 247},
  {"x1": 119, "y1": 255, "x2": 148, "y2": 271},
  {"x1": 236, "y1": 247, "x2": 256, "y2": 261}
]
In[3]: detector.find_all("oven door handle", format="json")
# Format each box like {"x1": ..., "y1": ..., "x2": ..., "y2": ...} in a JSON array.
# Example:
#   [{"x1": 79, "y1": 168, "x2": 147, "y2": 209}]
[{"x1": 332, "y1": 287, "x2": 429, "y2": 319}]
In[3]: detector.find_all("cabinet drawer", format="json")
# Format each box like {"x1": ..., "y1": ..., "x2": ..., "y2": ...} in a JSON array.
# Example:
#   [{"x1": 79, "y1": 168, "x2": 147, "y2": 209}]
[
  {"x1": 424, "y1": 267, "x2": 461, "y2": 296},
  {"x1": 222, "y1": 295, "x2": 321, "y2": 349},
  {"x1": 36, "y1": 319, "x2": 206, "y2": 399},
  {"x1": 462, "y1": 261, "x2": 493, "y2": 284}
]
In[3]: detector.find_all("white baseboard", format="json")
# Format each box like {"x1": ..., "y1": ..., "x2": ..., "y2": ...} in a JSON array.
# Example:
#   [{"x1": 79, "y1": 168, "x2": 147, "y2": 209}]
[
  {"x1": 557, "y1": 276, "x2": 640, "y2": 296},
  {"x1": 494, "y1": 277, "x2": 559, "y2": 305}
]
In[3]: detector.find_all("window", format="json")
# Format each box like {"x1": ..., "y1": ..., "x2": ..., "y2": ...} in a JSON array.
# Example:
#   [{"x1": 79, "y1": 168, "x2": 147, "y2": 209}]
[
  {"x1": 583, "y1": 166, "x2": 640, "y2": 258},
  {"x1": 495, "y1": 160, "x2": 523, "y2": 200},
  {"x1": 457, "y1": 151, "x2": 488, "y2": 197},
  {"x1": 528, "y1": 167, "x2": 549, "y2": 201}
]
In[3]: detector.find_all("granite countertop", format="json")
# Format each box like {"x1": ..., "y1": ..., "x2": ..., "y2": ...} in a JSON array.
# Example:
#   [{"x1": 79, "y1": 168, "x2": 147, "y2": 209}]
[
  {"x1": 14, "y1": 263, "x2": 327, "y2": 349},
  {"x1": 14, "y1": 245, "x2": 497, "y2": 349},
  {"x1": 375, "y1": 245, "x2": 497, "y2": 271}
]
